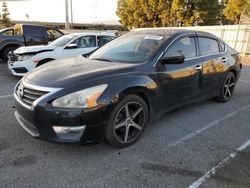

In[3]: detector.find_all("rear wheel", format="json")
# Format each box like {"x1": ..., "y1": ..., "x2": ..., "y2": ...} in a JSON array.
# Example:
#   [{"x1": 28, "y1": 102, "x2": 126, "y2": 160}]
[
  {"x1": 216, "y1": 72, "x2": 236, "y2": 102},
  {"x1": 105, "y1": 95, "x2": 148, "y2": 148}
]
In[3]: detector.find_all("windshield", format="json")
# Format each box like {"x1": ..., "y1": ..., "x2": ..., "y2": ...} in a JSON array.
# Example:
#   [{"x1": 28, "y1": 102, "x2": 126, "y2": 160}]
[
  {"x1": 89, "y1": 34, "x2": 165, "y2": 63},
  {"x1": 48, "y1": 34, "x2": 76, "y2": 47}
]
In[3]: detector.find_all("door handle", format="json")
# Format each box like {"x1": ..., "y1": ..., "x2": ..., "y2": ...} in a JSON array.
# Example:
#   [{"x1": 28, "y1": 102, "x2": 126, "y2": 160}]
[
  {"x1": 194, "y1": 65, "x2": 202, "y2": 71},
  {"x1": 221, "y1": 57, "x2": 227, "y2": 63}
]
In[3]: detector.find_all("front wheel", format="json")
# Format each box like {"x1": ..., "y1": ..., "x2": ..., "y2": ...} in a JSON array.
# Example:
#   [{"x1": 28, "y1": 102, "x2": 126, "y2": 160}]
[
  {"x1": 216, "y1": 72, "x2": 236, "y2": 102},
  {"x1": 105, "y1": 95, "x2": 148, "y2": 148}
]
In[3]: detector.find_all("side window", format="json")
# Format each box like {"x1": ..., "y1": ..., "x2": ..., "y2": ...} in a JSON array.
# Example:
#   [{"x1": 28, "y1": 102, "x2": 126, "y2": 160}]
[
  {"x1": 2, "y1": 29, "x2": 14, "y2": 36},
  {"x1": 198, "y1": 37, "x2": 220, "y2": 56},
  {"x1": 219, "y1": 40, "x2": 226, "y2": 52},
  {"x1": 97, "y1": 36, "x2": 115, "y2": 47},
  {"x1": 72, "y1": 36, "x2": 96, "y2": 48},
  {"x1": 47, "y1": 29, "x2": 63, "y2": 41},
  {"x1": 164, "y1": 37, "x2": 196, "y2": 59}
]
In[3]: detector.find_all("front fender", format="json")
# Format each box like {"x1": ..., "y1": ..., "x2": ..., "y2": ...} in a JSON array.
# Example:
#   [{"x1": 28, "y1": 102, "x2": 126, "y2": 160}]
[{"x1": 99, "y1": 74, "x2": 158, "y2": 116}]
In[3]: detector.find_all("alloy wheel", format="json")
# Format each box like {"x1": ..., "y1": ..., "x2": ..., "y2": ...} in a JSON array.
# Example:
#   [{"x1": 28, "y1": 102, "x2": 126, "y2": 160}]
[
  {"x1": 113, "y1": 102, "x2": 146, "y2": 144},
  {"x1": 223, "y1": 74, "x2": 235, "y2": 100}
]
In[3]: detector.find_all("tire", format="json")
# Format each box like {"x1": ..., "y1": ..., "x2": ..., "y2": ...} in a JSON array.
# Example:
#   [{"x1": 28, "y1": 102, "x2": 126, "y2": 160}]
[
  {"x1": 3, "y1": 46, "x2": 18, "y2": 61},
  {"x1": 216, "y1": 72, "x2": 236, "y2": 102},
  {"x1": 105, "y1": 95, "x2": 148, "y2": 148}
]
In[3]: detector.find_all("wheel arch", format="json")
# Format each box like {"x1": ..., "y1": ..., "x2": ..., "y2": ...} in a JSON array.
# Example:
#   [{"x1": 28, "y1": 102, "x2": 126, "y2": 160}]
[
  {"x1": 228, "y1": 68, "x2": 237, "y2": 79},
  {"x1": 116, "y1": 85, "x2": 156, "y2": 122},
  {"x1": 36, "y1": 58, "x2": 55, "y2": 67}
]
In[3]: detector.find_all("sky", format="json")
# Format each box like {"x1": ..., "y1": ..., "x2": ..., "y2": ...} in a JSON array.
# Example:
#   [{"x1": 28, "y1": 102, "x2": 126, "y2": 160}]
[{"x1": 2, "y1": 0, "x2": 119, "y2": 24}]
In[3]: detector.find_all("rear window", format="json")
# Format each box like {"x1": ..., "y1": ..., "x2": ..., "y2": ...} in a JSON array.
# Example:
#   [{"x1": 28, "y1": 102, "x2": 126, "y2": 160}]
[
  {"x1": 23, "y1": 25, "x2": 45, "y2": 39},
  {"x1": 97, "y1": 36, "x2": 115, "y2": 47},
  {"x1": 198, "y1": 37, "x2": 220, "y2": 56}
]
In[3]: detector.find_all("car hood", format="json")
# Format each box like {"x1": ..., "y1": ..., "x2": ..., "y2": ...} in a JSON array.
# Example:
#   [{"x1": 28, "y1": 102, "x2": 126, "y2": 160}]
[
  {"x1": 14, "y1": 45, "x2": 55, "y2": 55},
  {"x1": 24, "y1": 56, "x2": 137, "y2": 88}
]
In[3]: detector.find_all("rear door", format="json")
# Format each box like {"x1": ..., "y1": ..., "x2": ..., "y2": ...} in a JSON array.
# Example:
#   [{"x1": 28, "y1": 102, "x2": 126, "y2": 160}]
[{"x1": 196, "y1": 34, "x2": 227, "y2": 97}]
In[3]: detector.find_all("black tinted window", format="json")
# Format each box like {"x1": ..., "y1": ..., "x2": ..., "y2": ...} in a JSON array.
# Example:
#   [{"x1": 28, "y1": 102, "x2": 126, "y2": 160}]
[
  {"x1": 97, "y1": 36, "x2": 115, "y2": 47},
  {"x1": 164, "y1": 37, "x2": 196, "y2": 59},
  {"x1": 198, "y1": 37, "x2": 219, "y2": 56},
  {"x1": 47, "y1": 29, "x2": 63, "y2": 39}
]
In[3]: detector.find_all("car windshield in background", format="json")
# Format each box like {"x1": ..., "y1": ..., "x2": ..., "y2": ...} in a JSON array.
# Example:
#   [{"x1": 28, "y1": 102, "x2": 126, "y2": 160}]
[
  {"x1": 89, "y1": 34, "x2": 165, "y2": 63},
  {"x1": 48, "y1": 35, "x2": 76, "y2": 47}
]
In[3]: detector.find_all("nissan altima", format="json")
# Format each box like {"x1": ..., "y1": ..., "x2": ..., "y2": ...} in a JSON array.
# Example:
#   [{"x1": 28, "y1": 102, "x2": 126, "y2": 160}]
[{"x1": 14, "y1": 29, "x2": 242, "y2": 148}]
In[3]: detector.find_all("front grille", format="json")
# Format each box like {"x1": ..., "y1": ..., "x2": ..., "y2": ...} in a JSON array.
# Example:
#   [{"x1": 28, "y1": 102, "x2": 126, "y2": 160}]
[
  {"x1": 16, "y1": 82, "x2": 49, "y2": 107},
  {"x1": 8, "y1": 51, "x2": 18, "y2": 61}
]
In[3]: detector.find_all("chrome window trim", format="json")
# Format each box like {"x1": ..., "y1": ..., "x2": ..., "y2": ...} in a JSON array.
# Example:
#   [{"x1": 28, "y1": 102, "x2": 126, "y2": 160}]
[
  {"x1": 153, "y1": 33, "x2": 228, "y2": 67},
  {"x1": 14, "y1": 79, "x2": 62, "y2": 111},
  {"x1": 185, "y1": 45, "x2": 228, "y2": 61}
]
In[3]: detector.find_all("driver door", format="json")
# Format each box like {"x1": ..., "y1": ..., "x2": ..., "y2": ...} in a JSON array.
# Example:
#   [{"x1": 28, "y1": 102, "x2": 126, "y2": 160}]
[
  {"x1": 155, "y1": 35, "x2": 202, "y2": 113},
  {"x1": 62, "y1": 35, "x2": 98, "y2": 58}
]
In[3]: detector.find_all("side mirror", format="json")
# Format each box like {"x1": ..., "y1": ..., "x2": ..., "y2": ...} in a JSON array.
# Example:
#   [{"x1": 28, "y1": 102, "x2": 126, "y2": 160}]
[
  {"x1": 161, "y1": 55, "x2": 184, "y2": 65},
  {"x1": 65, "y1": 43, "x2": 78, "y2": 49}
]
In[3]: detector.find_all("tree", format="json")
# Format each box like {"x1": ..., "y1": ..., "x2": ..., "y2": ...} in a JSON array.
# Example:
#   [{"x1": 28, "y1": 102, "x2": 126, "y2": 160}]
[
  {"x1": 117, "y1": 0, "x2": 172, "y2": 29},
  {"x1": 223, "y1": 0, "x2": 249, "y2": 24},
  {"x1": 116, "y1": 0, "x2": 236, "y2": 29},
  {"x1": 195, "y1": 0, "x2": 225, "y2": 25},
  {"x1": 170, "y1": 0, "x2": 184, "y2": 26},
  {"x1": 116, "y1": 0, "x2": 147, "y2": 29},
  {"x1": 0, "y1": 0, "x2": 11, "y2": 28},
  {"x1": 139, "y1": 0, "x2": 172, "y2": 27}
]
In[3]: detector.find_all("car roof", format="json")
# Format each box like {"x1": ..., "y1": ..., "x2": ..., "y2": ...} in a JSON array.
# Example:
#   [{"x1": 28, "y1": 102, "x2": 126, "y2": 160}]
[
  {"x1": 67, "y1": 32, "x2": 116, "y2": 37},
  {"x1": 132, "y1": 28, "x2": 218, "y2": 39}
]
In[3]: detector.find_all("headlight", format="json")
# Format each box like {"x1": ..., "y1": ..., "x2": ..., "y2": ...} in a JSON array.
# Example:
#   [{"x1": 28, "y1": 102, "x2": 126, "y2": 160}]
[
  {"x1": 17, "y1": 55, "x2": 33, "y2": 61},
  {"x1": 52, "y1": 84, "x2": 108, "y2": 108}
]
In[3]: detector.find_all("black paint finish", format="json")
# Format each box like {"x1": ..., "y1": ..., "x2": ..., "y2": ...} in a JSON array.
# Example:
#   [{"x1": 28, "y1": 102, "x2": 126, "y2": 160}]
[{"x1": 15, "y1": 29, "x2": 242, "y2": 144}]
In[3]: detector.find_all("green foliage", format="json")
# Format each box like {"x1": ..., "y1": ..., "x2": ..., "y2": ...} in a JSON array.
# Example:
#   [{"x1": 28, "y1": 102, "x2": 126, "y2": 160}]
[
  {"x1": 223, "y1": 0, "x2": 250, "y2": 24},
  {"x1": 116, "y1": 0, "x2": 172, "y2": 29},
  {"x1": 0, "y1": 0, "x2": 11, "y2": 28},
  {"x1": 116, "y1": 0, "x2": 243, "y2": 29}
]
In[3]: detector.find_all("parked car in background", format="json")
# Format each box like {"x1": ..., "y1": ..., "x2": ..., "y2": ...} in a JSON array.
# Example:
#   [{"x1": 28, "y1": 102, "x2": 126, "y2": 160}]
[
  {"x1": 8, "y1": 32, "x2": 116, "y2": 76},
  {"x1": 0, "y1": 24, "x2": 64, "y2": 60},
  {"x1": 14, "y1": 29, "x2": 242, "y2": 148}
]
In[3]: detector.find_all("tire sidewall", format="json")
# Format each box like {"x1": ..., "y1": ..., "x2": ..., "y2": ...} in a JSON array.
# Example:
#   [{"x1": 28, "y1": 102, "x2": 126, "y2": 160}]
[
  {"x1": 105, "y1": 95, "x2": 149, "y2": 148},
  {"x1": 219, "y1": 72, "x2": 236, "y2": 102}
]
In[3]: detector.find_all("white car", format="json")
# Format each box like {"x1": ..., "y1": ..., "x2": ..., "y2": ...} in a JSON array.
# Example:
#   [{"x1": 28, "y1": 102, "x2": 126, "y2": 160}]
[{"x1": 8, "y1": 32, "x2": 116, "y2": 76}]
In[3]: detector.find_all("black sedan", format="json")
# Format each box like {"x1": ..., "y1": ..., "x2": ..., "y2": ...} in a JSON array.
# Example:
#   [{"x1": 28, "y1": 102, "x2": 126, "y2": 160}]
[{"x1": 14, "y1": 29, "x2": 242, "y2": 148}]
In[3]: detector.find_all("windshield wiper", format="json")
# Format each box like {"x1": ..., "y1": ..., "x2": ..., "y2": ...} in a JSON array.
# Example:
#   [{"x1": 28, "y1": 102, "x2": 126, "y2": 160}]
[{"x1": 91, "y1": 58, "x2": 113, "y2": 62}]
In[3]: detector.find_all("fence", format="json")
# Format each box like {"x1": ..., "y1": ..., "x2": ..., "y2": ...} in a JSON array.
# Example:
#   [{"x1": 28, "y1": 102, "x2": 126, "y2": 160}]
[{"x1": 166, "y1": 25, "x2": 250, "y2": 56}]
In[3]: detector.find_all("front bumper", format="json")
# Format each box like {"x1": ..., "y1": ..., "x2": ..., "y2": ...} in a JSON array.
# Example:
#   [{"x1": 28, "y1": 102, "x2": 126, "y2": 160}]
[
  {"x1": 8, "y1": 59, "x2": 36, "y2": 77},
  {"x1": 14, "y1": 95, "x2": 109, "y2": 144}
]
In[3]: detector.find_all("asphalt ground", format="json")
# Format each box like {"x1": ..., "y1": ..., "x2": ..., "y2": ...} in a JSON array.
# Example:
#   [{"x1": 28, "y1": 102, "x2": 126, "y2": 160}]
[{"x1": 0, "y1": 60, "x2": 250, "y2": 188}]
